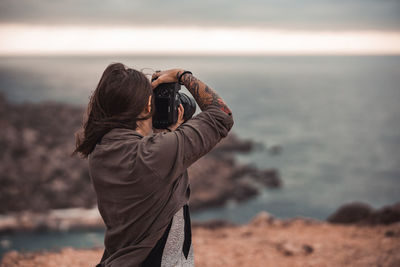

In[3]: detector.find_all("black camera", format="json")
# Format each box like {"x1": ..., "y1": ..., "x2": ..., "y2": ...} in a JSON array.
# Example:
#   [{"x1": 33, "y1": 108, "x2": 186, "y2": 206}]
[{"x1": 152, "y1": 82, "x2": 196, "y2": 129}]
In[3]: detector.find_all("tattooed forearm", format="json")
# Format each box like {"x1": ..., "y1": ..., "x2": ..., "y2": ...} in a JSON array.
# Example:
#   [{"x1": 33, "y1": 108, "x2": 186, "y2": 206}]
[{"x1": 180, "y1": 72, "x2": 232, "y2": 116}]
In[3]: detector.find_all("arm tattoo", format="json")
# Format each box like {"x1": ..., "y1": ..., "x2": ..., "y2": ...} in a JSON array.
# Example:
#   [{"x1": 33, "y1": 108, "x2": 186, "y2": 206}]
[{"x1": 180, "y1": 72, "x2": 232, "y2": 116}]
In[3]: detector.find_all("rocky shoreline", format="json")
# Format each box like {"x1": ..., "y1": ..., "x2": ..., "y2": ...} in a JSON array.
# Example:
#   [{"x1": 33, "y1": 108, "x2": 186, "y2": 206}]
[
  {"x1": 1, "y1": 209, "x2": 400, "y2": 267},
  {"x1": 0, "y1": 202, "x2": 399, "y2": 234},
  {"x1": 1, "y1": 93, "x2": 400, "y2": 266},
  {"x1": 0, "y1": 93, "x2": 281, "y2": 216}
]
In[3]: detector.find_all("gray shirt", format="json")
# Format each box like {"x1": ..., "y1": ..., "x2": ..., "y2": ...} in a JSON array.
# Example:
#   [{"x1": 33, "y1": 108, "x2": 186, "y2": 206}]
[
  {"x1": 161, "y1": 206, "x2": 194, "y2": 267},
  {"x1": 89, "y1": 104, "x2": 234, "y2": 267}
]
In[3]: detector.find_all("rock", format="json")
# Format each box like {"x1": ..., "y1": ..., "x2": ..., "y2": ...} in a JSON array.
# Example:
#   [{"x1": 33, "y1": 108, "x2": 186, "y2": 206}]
[
  {"x1": 327, "y1": 202, "x2": 373, "y2": 224},
  {"x1": 276, "y1": 242, "x2": 314, "y2": 256},
  {"x1": 249, "y1": 211, "x2": 275, "y2": 226},
  {"x1": 302, "y1": 244, "x2": 314, "y2": 255},
  {"x1": 276, "y1": 243, "x2": 294, "y2": 256},
  {"x1": 368, "y1": 202, "x2": 400, "y2": 225},
  {"x1": 188, "y1": 155, "x2": 279, "y2": 212},
  {"x1": 384, "y1": 230, "x2": 399, "y2": 238},
  {"x1": 230, "y1": 180, "x2": 259, "y2": 201},
  {"x1": 327, "y1": 202, "x2": 400, "y2": 225},
  {"x1": 230, "y1": 165, "x2": 258, "y2": 180},
  {"x1": 254, "y1": 169, "x2": 282, "y2": 188},
  {"x1": 230, "y1": 166, "x2": 281, "y2": 188},
  {"x1": 211, "y1": 133, "x2": 254, "y2": 154},
  {"x1": 0, "y1": 215, "x2": 18, "y2": 232},
  {"x1": 0, "y1": 208, "x2": 105, "y2": 233}
]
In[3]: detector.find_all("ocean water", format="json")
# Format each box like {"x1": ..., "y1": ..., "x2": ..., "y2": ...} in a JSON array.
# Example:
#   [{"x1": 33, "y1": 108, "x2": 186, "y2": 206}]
[
  {"x1": 0, "y1": 55, "x2": 400, "y2": 254},
  {"x1": 0, "y1": 230, "x2": 104, "y2": 258},
  {"x1": 1, "y1": 55, "x2": 399, "y2": 220}
]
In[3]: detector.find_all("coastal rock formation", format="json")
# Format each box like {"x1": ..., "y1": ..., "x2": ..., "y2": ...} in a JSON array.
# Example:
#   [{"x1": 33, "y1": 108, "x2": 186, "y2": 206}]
[
  {"x1": 2, "y1": 202, "x2": 398, "y2": 234},
  {"x1": 0, "y1": 93, "x2": 281, "y2": 215},
  {"x1": 327, "y1": 202, "x2": 373, "y2": 224},
  {"x1": 0, "y1": 208, "x2": 104, "y2": 233},
  {"x1": 2, "y1": 212, "x2": 400, "y2": 267},
  {"x1": 0, "y1": 95, "x2": 91, "y2": 213},
  {"x1": 327, "y1": 202, "x2": 400, "y2": 225},
  {"x1": 188, "y1": 155, "x2": 281, "y2": 212}
]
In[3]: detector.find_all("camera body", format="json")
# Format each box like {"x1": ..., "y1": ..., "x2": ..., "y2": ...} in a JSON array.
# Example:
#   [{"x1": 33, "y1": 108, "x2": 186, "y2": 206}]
[{"x1": 152, "y1": 82, "x2": 196, "y2": 129}]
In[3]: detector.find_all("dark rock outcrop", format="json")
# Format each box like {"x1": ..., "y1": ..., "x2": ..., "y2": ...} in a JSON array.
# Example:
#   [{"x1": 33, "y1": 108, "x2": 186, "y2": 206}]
[
  {"x1": 327, "y1": 202, "x2": 400, "y2": 225},
  {"x1": 368, "y1": 202, "x2": 400, "y2": 225},
  {"x1": 327, "y1": 202, "x2": 373, "y2": 224},
  {"x1": 188, "y1": 154, "x2": 281, "y2": 212}
]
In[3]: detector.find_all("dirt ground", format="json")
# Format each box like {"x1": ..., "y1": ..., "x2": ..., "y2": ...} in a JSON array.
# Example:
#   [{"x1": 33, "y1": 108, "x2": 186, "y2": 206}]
[{"x1": 2, "y1": 214, "x2": 400, "y2": 267}]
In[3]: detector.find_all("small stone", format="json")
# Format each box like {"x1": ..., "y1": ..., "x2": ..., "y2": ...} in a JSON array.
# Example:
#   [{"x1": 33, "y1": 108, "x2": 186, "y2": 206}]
[
  {"x1": 384, "y1": 230, "x2": 397, "y2": 238},
  {"x1": 276, "y1": 243, "x2": 295, "y2": 256},
  {"x1": 302, "y1": 244, "x2": 314, "y2": 255},
  {"x1": 249, "y1": 211, "x2": 274, "y2": 226}
]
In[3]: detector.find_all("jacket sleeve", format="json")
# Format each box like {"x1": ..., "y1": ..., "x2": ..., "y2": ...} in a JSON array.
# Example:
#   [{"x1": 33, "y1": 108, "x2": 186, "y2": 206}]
[{"x1": 137, "y1": 104, "x2": 234, "y2": 183}]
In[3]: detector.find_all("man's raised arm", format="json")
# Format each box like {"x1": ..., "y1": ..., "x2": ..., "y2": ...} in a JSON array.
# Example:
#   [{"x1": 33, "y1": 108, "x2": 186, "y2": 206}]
[{"x1": 178, "y1": 71, "x2": 232, "y2": 116}]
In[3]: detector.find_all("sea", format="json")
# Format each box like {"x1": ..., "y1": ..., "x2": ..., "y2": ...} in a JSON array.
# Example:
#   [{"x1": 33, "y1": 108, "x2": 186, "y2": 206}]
[{"x1": 0, "y1": 55, "x2": 399, "y2": 256}]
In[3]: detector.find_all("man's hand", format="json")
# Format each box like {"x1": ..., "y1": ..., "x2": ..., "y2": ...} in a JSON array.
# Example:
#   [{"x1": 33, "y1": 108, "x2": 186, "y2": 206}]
[
  {"x1": 151, "y1": 69, "x2": 184, "y2": 89},
  {"x1": 153, "y1": 69, "x2": 232, "y2": 116},
  {"x1": 169, "y1": 104, "x2": 185, "y2": 131},
  {"x1": 152, "y1": 104, "x2": 184, "y2": 133}
]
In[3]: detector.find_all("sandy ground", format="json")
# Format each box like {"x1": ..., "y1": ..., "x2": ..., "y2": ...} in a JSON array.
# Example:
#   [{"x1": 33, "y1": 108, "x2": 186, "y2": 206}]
[{"x1": 2, "y1": 214, "x2": 400, "y2": 267}]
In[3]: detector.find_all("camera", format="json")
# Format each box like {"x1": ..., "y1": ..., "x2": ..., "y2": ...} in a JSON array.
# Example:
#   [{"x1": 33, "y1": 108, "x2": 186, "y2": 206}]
[{"x1": 152, "y1": 81, "x2": 196, "y2": 129}]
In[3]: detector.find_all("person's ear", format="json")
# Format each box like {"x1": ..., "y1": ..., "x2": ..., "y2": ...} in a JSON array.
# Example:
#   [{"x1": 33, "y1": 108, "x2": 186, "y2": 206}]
[{"x1": 147, "y1": 95, "x2": 152, "y2": 113}]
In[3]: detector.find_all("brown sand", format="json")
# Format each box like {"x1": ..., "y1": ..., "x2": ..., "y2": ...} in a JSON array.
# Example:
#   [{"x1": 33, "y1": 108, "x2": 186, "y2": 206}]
[{"x1": 2, "y1": 214, "x2": 400, "y2": 267}]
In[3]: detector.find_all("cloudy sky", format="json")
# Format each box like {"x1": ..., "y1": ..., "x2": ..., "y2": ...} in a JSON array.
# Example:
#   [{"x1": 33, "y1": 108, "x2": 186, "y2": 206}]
[{"x1": 0, "y1": 0, "x2": 399, "y2": 55}]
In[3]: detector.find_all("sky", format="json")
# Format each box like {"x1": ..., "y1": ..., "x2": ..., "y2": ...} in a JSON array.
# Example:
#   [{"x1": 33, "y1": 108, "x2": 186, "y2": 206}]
[{"x1": 0, "y1": 0, "x2": 399, "y2": 55}]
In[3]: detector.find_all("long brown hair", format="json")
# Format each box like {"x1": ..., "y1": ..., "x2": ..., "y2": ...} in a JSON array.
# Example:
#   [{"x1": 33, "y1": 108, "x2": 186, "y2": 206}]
[{"x1": 73, "y1": 63, "x2": 154, "y2": 158}]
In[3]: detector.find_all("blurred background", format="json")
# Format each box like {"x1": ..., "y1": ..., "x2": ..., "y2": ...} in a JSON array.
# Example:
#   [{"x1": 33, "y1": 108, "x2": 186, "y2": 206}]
[{"x1": 0, "y1": 0, "x2": 399, "y2": 259}]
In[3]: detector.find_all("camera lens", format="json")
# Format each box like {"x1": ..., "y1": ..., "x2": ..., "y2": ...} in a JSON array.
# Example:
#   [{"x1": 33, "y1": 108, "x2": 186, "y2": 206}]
[{"x1": 178, "y1": 93, "x2": 196, "y2": 121}]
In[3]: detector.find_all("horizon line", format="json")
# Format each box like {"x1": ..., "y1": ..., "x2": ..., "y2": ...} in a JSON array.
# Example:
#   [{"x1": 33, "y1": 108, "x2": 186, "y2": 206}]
[{"x1": 1, "y1": 24, "x2": 400, "y2": 56}]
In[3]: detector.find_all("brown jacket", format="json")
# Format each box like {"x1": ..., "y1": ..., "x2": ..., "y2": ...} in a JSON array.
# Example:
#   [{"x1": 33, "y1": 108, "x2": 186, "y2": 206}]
[{"x1": 88, "y1": 104, "x2": 234, "y2": 266}]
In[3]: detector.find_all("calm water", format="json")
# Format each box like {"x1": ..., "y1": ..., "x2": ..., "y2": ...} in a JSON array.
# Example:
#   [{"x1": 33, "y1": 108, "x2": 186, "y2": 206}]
[
  {"x1": 1, "y1": 55, "x2": 399, "y2": 254},
  {"x1": 0, "y1": 229, "x2": 104, "y2": 258}
]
